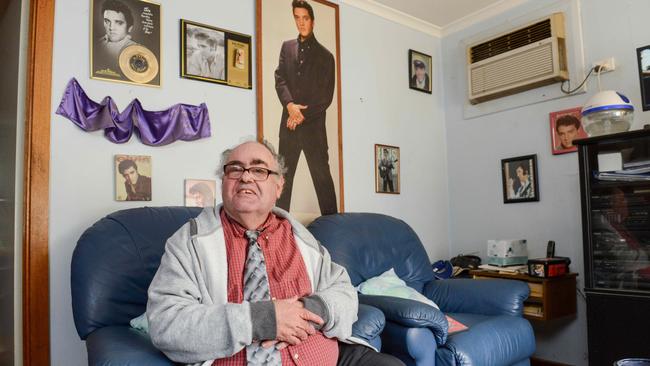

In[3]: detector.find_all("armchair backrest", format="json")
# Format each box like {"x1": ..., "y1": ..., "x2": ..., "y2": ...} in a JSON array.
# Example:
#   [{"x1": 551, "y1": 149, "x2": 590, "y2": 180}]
[
  {"x1": 308, "y1": 213, "x2": 435, "y2": 293},
  {"x1": 71, "y1": 206, "x2": 202, "y2": 340}
]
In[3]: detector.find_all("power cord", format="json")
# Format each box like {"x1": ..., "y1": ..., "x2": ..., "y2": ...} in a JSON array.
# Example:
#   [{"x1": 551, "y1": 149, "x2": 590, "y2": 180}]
[{"x1": 560, "y1": 65, "x2": 604, "y2": 95}]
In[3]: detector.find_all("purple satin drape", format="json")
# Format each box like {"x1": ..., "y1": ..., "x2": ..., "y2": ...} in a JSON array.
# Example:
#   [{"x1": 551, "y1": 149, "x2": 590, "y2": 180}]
[{"x1": 55, "y1": 78, "x2": 211, "y2": 146}]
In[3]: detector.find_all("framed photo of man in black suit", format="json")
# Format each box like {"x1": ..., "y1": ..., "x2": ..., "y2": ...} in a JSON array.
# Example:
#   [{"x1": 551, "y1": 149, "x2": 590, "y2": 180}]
[
  {"x1": 375, "y1": 144, "x2": 400, "y2": 194},
  {"x1": 256, "y1": 0, "x2": 343, "y2": 223},
  {"x1": 409, "y1": 49, "x2": 432, "y2": 94},
  {"x1": 501, "y1": 154, "x2": 539, "y2": 204}
]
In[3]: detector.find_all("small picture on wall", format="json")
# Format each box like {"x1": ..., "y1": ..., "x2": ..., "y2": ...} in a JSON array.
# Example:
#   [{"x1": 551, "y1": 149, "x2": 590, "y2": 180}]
[
  {"x1": 549, "y1": 107, "x2": 587, "y2": 155},
  {"x1": 636, "y1": 45, "x2": 650, "y2": 111},
  {"x1": 409, "y1": 49, "x2": 432, "y2": 94},
  {"x1": 501, "y1": 154, "x2": 539, "y2": 204},
  {"x1": 226, "y1": 38, "x2": 252, "y2": 88},
  {"x1": 185, "y1": 179, "x2": 216, "y2": 207},
  {"x1": 115, "y1": 154, "x2": 152, "y2": 201},
  {"x1": 91, "y1": 0, "x2": 161, "y2": 86},
  {"x1": 181, "y1": 19, "x2": 252, "y2": 88},
  {"x1": 375, "y1": 144, "x2": 400, "y2": 194}
]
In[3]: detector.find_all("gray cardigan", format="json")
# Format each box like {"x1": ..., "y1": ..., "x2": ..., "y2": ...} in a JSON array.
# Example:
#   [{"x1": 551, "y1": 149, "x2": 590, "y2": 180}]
[{"x1": 147, "y1": 205, "x2": 359, "y2": 365}]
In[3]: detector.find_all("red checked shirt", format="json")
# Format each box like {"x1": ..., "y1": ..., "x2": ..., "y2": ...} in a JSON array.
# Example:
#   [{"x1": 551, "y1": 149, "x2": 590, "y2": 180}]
[{"x1": 213, "y1": 209, "x2": 339, "y2": 366}]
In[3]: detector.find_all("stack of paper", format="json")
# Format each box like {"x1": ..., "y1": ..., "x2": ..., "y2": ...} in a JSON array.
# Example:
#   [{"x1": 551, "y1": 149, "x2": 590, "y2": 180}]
[
  {"x1": 595, "y1": 158, "x2": 650, "y2": 182},
  {"x1": 478, "y1": 264, "x2": 527, "y2": 273}
]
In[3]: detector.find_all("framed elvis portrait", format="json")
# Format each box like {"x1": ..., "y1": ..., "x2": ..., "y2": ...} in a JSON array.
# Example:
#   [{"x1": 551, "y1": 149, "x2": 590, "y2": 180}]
[
  {"x1": 184, "y1": 179, "x2": 216, "y2": 207},
  {"x1": 409, "y1": 49, "x2": 432, "y2": 94},
  {"x1": 91, "y1": 0, "x2": 161, "y2": 86},
  {"x1": 180, "y1": 19, "x2": 252, "y2": 88},
  {"x1": 115, "y1": 154, "x2": 152, "y2": 201},
  {"x1": 636, "y1": 45, "x2": 650, "y2": 111},
  {"x1": 256, "y1": 0, "x2": 343, "y2": 222},
  {"x1": 549, "y1": 107, "x2": 587, "y2": 155},
  {"x1": 501, "y1": 154, "x2": 539, "y2": 204},
  {"x1": 375, "y1": 144, "x2": 400, "y2": 194}
]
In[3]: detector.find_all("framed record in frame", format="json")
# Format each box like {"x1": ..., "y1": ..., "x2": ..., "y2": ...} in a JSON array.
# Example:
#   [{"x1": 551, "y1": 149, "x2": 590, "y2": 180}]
[{"x1": 91, "y1": 0, "x2": 161, "y2": 86}]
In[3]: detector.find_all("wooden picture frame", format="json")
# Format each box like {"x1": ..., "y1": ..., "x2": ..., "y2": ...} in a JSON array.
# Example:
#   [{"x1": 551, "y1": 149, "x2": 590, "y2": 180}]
[
  {"x1": 375, "y1": 144, "x2": 400, "y2": 194},
  {"x1": 180, "y1": 19, "x2": 252, "y2": 88},
  {"x1": 408, "y1": 49, "x2": 432, "y2": 94},
  {"x1": 256, "y1": 0, "x2": 344, "y2": 221},
  {"x1": 501, "y1": 154, "x2": 539, "y2": 204},
  {"x1": 90, "y1": 0, "x2": 161, "y2": 86}
]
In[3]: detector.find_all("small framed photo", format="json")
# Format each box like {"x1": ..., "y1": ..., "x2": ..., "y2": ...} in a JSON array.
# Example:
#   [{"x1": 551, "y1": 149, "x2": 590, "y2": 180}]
[
  {"x1": 91, "y1": 0, "x2": 161, "y2": 86},
  {"x1": 184, "y1": 179, "x2": 216, "y2": 207},
  {"x1": 115, "y1": 155, "x2": 152, "y2": 201},
  {"x1": 408, "y1": 49, "x2": 432, "y2": 94},
  {"x1": 636, "y1": 45, "x2": 650, "y2": 111},
  {"x1": 375, "y1": 144, "x2": 400, "y2": 194},
  {"x1": 181, "y1": 19, "x2": 252, "y2": 89},
  {"x1": 549, "y1": 107, "x2": 587, "y2": 155},
  {"x1": 501, "y1": 154, "x2": 539, "y2": 204}
]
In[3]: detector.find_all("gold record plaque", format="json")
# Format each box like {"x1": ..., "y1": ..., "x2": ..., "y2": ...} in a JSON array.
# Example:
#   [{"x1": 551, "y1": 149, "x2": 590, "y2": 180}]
[
  {"x1": 90, "y1": 0, "x2": 161, "y2": 86},
  {"x1": 119, "y1": 45, "x2": 159, "y2": 84}
]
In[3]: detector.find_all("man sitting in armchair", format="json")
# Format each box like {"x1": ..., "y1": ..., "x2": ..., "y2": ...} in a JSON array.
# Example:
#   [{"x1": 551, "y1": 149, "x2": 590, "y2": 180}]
[{"x1": 146, "y1": 140, "x2": 403, "y2": 366}]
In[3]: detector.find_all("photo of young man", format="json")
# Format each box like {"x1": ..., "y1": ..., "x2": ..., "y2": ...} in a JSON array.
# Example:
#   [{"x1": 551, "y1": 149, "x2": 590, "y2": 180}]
[{"x1": 549, "y1": 107, "x2": 588, "y2": 154}]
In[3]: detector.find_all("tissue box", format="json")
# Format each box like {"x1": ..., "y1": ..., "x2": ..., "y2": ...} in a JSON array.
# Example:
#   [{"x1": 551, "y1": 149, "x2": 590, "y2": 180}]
[{"x1": 487, "y1": 239, "x2": 528, "y2": 266}]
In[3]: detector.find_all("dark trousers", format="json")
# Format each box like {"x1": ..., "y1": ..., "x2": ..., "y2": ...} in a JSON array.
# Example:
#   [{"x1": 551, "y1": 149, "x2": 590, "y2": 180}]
[
  {"x1": 382, "y1": 177, "x2": 394, "y2": 192},
  {"x1": 337, "y1": 343, "x2": 405, "y2": 366},
  {"x1": 277, "y1": 117, "x2": 337, "y2": 215}
]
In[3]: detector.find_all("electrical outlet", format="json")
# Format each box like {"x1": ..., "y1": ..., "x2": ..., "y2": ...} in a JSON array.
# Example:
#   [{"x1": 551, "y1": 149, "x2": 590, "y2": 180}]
[{"x1": 593, "y1": 57, "x2": 616, "y2": 73}]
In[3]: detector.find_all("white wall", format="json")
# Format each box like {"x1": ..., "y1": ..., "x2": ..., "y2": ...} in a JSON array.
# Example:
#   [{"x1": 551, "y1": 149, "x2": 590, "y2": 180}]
[
  {"x1": 442, "y1": 0, "x2": 650, "y2": 364},
  {"x1": 339, "y1": 5, "x2": 449, "y2": 261},
  {"x1": 48, "y1": 1, "x2": 448, "y2": 365}
]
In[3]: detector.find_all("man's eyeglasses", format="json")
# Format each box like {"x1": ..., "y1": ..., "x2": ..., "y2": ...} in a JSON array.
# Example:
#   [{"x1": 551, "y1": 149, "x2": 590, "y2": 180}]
[{"x1": 223, "y1": 164, "x2": 279, "y2": 181}]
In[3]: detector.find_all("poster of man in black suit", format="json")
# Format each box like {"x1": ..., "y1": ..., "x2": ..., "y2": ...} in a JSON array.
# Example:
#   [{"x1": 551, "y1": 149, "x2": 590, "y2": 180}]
[{"x1": 258, "y1": 0, "x2": 342, "y2": 222}]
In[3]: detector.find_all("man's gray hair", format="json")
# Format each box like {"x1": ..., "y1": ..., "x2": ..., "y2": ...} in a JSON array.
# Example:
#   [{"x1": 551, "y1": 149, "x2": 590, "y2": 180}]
[{"x1": 216, "y1": 139, "x2": 287, "y2": 179}]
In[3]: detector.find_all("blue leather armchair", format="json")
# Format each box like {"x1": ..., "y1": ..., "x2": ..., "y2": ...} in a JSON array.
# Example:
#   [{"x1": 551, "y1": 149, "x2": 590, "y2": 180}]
[
  {"x1": 71, "y1": 207, "x2": 386, "y2": 365},
  {"x1": 308, "y1": 213, "x2": 536, "y2": 366}
]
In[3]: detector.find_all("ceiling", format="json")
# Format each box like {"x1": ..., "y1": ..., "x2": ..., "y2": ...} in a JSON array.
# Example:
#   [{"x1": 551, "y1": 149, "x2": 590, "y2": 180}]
[{"x1": 373, "y1": 0, "x2": 506, "y2": 29}]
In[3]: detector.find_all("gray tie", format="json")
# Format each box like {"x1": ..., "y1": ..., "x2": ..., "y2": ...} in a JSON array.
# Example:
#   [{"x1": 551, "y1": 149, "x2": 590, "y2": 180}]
[{"x1": 244, "y1": 230, "x2": 281, "y2": 366}]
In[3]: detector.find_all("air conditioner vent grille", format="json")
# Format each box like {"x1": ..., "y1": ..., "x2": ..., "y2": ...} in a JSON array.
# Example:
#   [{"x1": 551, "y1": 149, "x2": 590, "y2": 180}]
[{"x1": 470, "y1": 19, "x2": 552, "y2": 63}]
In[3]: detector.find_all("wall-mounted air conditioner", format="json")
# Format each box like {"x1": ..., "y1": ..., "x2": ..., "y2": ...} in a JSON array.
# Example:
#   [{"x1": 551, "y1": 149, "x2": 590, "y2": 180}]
[{"x1": 467, "y1": 13, "x2": 568, "y2": 105}]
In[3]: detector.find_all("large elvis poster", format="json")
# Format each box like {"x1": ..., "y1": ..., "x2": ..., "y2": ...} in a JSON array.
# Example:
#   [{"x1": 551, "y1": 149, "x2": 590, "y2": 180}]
[{"x1": 256, "y1": 0, "x2": 343, "y2": 223}]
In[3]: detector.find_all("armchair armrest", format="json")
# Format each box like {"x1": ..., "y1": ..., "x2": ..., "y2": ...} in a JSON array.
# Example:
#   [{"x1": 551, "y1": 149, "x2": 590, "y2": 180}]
[
  {"x1": 358, "y1": 294, "x2": 448, "y2": 345},
  {"x1": 351, "y1": 304, "x2": 385, "y2": 351},
  {"x1": 86, "y1": 326, "x2": 173, "y2": 366},
  {"x1": 423, "y1": 278, "x2": 529, "y2": 316},
  {"x1": 382, "y1": 322, "x2": 437, "y2": 366}
]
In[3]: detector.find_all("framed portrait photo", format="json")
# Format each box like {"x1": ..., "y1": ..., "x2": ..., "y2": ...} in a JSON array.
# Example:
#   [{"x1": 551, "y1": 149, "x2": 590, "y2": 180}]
[
  {"x1": 501, "y1": 154, "x2": 539, "y2": 204},
  {"x1": 257, "y1": 0, "x2": 344, "y2": 221},
  {"x1": 91, "y1": 0, "x2": 161, "y2": 86},
  {"x1": 375, "y1": 144, "x2": 400, "y2": 194},
  {"x1": 549, "y1": 106, "x2": 587, "y2": 155},
  {"x1": 180, "y1": 19, "x2": 252, "y2": 88},
  {"x1": 636, "y1": 45, "x2": 650, "y2": 111},
  {"x1": 409, "y1": 49, "x2": 432, "y2": 94},
  {"x1": 184, "y1": 179, "x2": 216, "y2": 207},
  {"x1": 115, "y1": 154, "x2": 152, "y2": 201}
]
